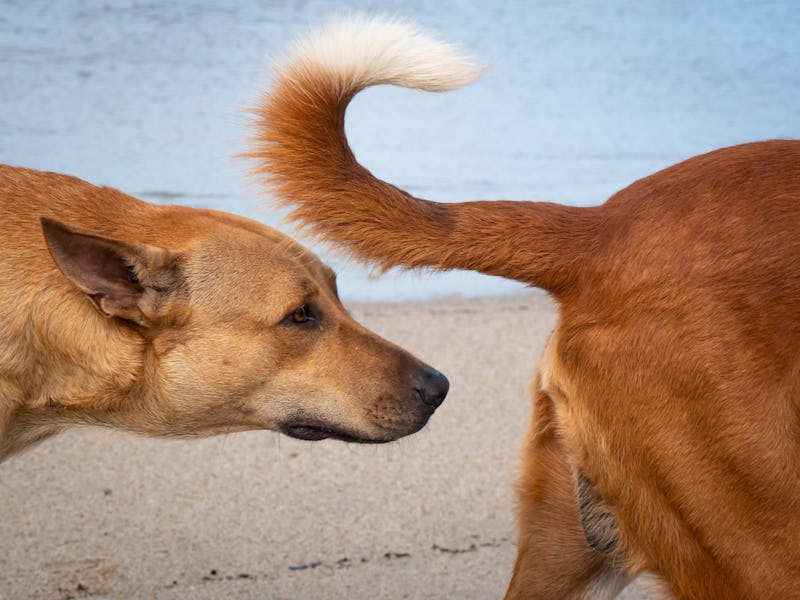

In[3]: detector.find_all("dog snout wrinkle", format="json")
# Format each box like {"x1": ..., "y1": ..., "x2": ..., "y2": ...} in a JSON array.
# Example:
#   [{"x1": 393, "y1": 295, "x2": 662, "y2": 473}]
[{"x1": 413, "y1": 367, "x2": 449, "y2": 408}]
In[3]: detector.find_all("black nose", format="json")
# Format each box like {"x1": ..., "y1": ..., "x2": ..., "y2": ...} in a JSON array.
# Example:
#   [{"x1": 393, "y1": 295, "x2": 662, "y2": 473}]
[{"x1": 414, "y1": 367, "x2": 449, "y2": 408}]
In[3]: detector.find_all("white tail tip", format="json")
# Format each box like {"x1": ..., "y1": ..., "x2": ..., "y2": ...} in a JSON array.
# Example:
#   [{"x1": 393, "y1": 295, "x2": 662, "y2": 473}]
[{"x1": 282, "y1": 14, "x2": 485, "y2": 92}]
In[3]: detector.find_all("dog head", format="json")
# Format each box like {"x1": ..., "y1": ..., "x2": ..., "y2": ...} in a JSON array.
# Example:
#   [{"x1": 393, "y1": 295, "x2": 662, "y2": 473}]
[{"x1": 39, "y1": 208, "x2": 448, "y2": 444}]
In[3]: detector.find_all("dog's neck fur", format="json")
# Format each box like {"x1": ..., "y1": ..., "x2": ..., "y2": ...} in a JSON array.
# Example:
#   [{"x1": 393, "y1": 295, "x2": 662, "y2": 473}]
[{"x1": 0, "y1": 287, "x2": 149, "y2": 459}]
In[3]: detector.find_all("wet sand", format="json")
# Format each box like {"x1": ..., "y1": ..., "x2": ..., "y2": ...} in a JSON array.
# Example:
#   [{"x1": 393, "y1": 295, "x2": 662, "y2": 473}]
[{"x1": 0, "y1": 293, "x2": 655, "y2": 599}]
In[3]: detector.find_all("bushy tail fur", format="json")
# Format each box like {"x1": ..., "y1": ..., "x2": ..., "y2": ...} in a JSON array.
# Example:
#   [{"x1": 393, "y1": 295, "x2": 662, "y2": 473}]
[{"x1": 246, "y1": 15, "x2": 597, "y2": 295}]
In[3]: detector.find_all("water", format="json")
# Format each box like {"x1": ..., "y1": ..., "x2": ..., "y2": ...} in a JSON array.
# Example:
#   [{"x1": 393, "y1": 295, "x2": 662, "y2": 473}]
[{"x1": 2, "y1": 0, "x2": 798, "y2": 301}]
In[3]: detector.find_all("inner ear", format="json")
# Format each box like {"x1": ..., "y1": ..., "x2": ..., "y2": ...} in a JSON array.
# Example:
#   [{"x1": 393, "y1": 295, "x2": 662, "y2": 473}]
[
  {"x1": 41, "y1": 217, "x2": 181, "y2": 323},
  {"x1": 43, "y1": 220, "x2": 142, "y2": 295}
]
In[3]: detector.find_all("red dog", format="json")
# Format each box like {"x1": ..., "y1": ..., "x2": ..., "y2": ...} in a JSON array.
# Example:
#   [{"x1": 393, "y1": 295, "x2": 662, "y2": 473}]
[{"x1": 248, "y1": 15, "x2": 800, "y2": 599}]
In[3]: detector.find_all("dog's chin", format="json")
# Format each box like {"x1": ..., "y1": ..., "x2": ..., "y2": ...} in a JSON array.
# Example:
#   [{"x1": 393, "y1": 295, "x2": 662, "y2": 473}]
[{"x1": 282, "y1": 420, "x2": 391, "y2": 444}]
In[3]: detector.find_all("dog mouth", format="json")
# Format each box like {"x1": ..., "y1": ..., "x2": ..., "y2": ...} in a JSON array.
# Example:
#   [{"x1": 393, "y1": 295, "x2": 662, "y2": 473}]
[{"x1": 282, "y1": 420, "x2": 390, "y2": 444}]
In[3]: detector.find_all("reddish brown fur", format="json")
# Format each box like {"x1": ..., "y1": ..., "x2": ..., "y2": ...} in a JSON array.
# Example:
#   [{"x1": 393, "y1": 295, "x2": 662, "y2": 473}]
[
  {"x1": 249, "y1": 57, "x2": 800, "y2": 598},
  {"x1": 0, "y1": 165, "x2": 448, "y2": 461}
]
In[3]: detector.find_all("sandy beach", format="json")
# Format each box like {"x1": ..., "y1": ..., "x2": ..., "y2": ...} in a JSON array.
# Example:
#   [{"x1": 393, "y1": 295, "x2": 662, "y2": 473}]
[{"x1": 1, "y1": 293, "x2": 655, "y2": 599}]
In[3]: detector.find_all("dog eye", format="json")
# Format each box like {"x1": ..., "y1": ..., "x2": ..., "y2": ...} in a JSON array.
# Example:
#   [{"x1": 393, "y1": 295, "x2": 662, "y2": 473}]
[{"x1": 284, "y1": 304, "x2": 315, "y2": 325}]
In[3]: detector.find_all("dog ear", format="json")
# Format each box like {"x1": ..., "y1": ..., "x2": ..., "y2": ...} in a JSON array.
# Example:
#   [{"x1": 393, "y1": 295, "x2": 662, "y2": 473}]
[{"x1": 40, "y1": 217, "x2": 183, "y2": 326}]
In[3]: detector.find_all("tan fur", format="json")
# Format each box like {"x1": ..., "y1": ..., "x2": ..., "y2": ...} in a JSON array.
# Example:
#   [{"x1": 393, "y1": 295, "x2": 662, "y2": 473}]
[
  {"x1": 248, "y1": 17, "x2": 800, "y2": 599},
  {"x1": 0, "y1": 165, "x2": 448, "y2": 461}
]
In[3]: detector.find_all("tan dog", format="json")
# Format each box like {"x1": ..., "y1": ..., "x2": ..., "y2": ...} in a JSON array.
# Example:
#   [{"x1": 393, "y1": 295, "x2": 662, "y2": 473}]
[
  {"x1": 0, "y1": 164, "x2": 449, "y2": 461},
  {"x1": 248, "y1": 15, "x2": 800, "y2": 599}
]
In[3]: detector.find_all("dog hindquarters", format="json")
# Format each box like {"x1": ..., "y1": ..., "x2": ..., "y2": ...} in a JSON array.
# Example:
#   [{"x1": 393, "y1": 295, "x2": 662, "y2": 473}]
[{"x1": 506, "y1": 381, "x2": 630, "y2": 600}]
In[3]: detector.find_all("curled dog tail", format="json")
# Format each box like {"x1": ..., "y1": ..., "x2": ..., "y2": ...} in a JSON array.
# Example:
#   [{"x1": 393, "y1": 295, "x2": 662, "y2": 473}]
[{"x1": 247, "y1": 15, "x2": 598, "y2": 296}]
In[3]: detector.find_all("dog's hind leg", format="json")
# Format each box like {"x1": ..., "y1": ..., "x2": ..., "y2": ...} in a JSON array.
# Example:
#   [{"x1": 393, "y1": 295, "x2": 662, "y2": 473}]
[{"x1": 505, "y1": 381, "x2": 631, "y2": 600}]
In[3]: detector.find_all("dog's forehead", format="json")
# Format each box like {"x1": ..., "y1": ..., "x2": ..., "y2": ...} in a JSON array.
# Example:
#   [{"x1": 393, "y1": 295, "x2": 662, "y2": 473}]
[{"x1": 179, "y1": 214, "x2": 337, "y2": 310}]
